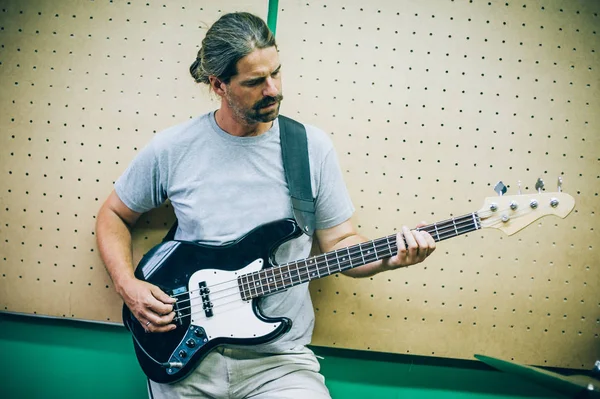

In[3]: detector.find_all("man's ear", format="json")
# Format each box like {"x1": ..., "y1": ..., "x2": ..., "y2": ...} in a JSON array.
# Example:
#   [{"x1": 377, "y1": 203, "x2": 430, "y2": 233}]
[{"x1": 209, "y1": 76, "x2": 226, "y2": 97}]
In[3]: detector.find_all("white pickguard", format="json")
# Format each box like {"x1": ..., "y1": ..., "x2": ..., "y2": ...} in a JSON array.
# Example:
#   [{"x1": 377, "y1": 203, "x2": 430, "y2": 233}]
[{"x1": 187, "y1": 259, "x2": 281, "y2": 340}]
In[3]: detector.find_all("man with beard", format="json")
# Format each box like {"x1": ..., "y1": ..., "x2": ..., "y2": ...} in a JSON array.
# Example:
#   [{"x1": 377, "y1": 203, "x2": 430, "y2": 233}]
[{"x1": 95, "y1": 12, "x2": 435, "y2": 399}]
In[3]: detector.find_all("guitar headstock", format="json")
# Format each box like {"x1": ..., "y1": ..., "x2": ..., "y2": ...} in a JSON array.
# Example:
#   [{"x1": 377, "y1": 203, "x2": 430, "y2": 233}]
[{"x1": 478, "y1": 180, "x2": 575, "y2": 235}]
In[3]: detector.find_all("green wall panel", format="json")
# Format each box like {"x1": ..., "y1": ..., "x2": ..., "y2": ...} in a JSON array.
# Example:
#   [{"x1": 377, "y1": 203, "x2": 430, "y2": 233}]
[{"x1": 0, "y1": 313, "x2": 568, "y2": 399}]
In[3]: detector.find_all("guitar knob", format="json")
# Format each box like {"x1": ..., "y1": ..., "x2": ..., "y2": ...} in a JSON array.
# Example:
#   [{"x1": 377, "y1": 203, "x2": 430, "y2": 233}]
[
  {"x1": 186, "y1": 339, "x2": 196, "y2": 348},
  {"x1": 179, "y1": 350, "x2": 187, "y2": 358},
  {"x1": 194, "y1": 328, "x2": 205, "y2": 337}
]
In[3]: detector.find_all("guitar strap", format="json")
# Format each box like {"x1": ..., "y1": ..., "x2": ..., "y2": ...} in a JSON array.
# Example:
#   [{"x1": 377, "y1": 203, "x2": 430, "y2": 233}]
[
  {"x1": 278, "y1": 115, "x2": 316, "y2": 236},
  {"x1": 162, "y1": 114, "x2": 315, "y2": 242}
]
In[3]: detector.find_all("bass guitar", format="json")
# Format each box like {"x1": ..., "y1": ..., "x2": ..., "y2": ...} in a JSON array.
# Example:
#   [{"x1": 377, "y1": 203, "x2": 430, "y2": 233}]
[{"x1": 123, "y1": 188, "x2": 574, "y2": 383}]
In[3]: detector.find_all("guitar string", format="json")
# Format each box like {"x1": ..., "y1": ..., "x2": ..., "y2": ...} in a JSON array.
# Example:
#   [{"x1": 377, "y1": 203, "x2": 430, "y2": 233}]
[
  {"x1": 168, "y1": 204, "x2": 528, "y2": 309},
  {"x1": 169, "y1": 211, "x2": 488, "y2": 302},
  {"x1": 173, "y1": 205, "x2": 533, "y2": 322},
  {"x1": 240, "y1": 213, "x2": 485, "y2": 296},
  {"x1": 170, "y1": 212, "x2": 500, "y2": 321},
  {"x1": 169, "y1": 212, "x2": 481, "y2": 305},
  {"x1": 170, "y1": 207, "x2": 536, "y2": 322},
  {"x1": 171, "y1": 213, "x2": 509, "y2": 322},
  {"x1": 169, "y1": 212, "x2": 483, "y2": 319},
  {"x1": 238, "y1": 206, "x2": 532, "y2": 299}
]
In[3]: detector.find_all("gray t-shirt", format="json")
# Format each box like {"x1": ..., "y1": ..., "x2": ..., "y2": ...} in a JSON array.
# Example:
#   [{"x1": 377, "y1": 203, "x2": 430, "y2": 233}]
[{"x1": 115, "y1": 111, "x2": 355, "y2": 352}]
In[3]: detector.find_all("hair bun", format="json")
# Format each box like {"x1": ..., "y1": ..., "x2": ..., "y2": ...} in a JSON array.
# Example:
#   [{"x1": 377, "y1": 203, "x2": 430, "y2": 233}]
[{"x1": 189, "y1": 58, "x2": 209, "y2": 84}]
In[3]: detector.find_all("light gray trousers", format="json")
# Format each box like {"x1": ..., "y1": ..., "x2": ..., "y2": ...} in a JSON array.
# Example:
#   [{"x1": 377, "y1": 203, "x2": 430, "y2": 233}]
[{"x1": 148, "y1": 346, "x2": 331, "y2": 399}]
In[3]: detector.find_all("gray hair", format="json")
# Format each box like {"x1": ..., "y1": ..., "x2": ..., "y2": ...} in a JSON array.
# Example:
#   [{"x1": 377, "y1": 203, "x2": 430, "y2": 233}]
[{"x1": 190, "y1": 12, "x2": 276, "y2": 85}]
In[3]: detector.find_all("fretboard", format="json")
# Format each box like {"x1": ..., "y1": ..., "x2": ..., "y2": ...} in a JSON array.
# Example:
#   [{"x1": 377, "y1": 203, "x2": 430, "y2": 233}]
[{"x1": 238, "y1": 212, "x2": 481, "y2": 300}]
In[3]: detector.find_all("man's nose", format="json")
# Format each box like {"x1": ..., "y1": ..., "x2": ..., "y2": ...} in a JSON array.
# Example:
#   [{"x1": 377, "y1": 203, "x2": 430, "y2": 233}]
[{"x1": 263, "y1": 77, "x2": 279, "y2": 97}]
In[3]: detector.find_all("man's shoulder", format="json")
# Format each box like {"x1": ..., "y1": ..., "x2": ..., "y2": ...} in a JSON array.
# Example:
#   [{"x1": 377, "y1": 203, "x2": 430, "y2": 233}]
[
  {"x1": 153, "y1": 112, "x2": 211, "y2": 143},
  {"x1": 279, "y1": 115, "x2": 334, "y2": 152},
  {"x1": 302, "y1": 121, "x2": 335, "y2": 158}
]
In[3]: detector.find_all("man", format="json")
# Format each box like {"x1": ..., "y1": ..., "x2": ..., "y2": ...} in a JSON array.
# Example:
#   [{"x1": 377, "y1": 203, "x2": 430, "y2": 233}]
[{"x1": 96, "y1": 12, "x2": 435, "y2": 399}]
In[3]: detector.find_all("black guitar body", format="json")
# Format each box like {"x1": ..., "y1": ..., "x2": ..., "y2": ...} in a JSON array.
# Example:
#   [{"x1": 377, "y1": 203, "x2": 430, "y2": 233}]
[{"x1": 122, "y1": 218, "x2": 303, "y2": 384}]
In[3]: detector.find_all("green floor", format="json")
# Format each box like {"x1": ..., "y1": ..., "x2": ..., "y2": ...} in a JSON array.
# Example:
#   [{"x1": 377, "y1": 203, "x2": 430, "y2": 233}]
[{"x1": 0, "y1": 313, "x2": 568, "y2": 399}]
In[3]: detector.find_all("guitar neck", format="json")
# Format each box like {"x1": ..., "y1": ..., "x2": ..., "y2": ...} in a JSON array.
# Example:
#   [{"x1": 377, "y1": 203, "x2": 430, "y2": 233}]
[{"x1": 238, "y1": 212, "x2": 482, "y2": 300}]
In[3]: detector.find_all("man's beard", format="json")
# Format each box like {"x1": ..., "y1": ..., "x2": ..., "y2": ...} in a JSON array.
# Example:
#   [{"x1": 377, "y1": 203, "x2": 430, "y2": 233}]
[{"x1": 226, "y1": 93, "x2": 284, "y2": 124}]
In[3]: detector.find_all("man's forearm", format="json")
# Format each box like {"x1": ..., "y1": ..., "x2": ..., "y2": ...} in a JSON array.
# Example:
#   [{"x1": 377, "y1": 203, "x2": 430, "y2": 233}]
[{"x1": 95, "y1": 206, "x2": 136, "y2": 295}]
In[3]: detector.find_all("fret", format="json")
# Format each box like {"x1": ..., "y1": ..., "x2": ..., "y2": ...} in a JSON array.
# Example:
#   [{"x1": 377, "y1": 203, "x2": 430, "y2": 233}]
[
  {"x1": 303, "y1": 259, "x2": 311, "y2": 283},
  {"x1": 334, "y1": 250, "x2": 341, "y2": 273},
  {"x1": 359, "y1": 244, "x2": 366, "y2": 266},
  {"x1": 337, "y1": 250, "x2": 345, "y2": 270},
  {"x1": 314, "y1": 257, "x2": 322, "y2": 278},
  {"x1": 346, "y1": 247, "x2": 353, "y2": 269},
  {"x1": 371, "y1": 241, "x2": 379, "y2": 260},
  {"x1": 337, "y1": 250, "x2": 347, "y2": 271},
  {"x1": 434, "y1": 223, "x2": 440, "y2": 241},
  {"x1": 280, "y1": 265, "x2": 290, "y2": 288},
  {"x1": 278, "y1": 265, "x2": 286, "y2": 288},
  {"x1": 277, "y1": 267, "x2": 285, "y2": 289},
  {"x1": 377, "y1": 238, "x2": 384, "y2": 258},
  {"x1": 269, "y1": 267, "x2": 278, "y2": 291},
  {"x1": 311, "y1": 257, "x2": 320, "y2": 279},
  {"x1": 306, "y1": 258, "x2": 315, "y2": 281},
  {"x1": 295, "y1": 260, "x2": 305, "y2": 284},
  {"x1": 327, "y1": 252, "x2": 336, "y2": 273},
  {"x1": 242, "y1": 275, "x2": 249, "y2": 301},
  {"x1": 295, "y1": 259, "x2": 304, "y2": 283},
  {"x1": 362, "y1": 242, "x2": 374, "y2": 264},
  {"x1": 237, "y1": 276, "x2": 245, "y2": 301},
  {"x1": 324, "y1": 253, "x2": 330, "y2": 275},
  {"x1": 249, "y1": 272, "x2": 258, "y2": 298},
  {"x1": 257, "y1": 271, "x2": 266, "y2": 296},
  {"x1": 452, "y1": 217, "x2": 459, "y2": 236},
  {"x1": 386, "y1": 236, "x2": 394, "y2": 257},
  {"x1": 287, "y1": 264, "x2": 295, "y2": 287},
  {"x1": 315, "y1": 257, "x2": 322, "y2": 279}
]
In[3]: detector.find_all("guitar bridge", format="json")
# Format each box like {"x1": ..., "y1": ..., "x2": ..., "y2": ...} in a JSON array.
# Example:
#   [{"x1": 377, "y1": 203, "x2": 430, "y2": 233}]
[
  {"x1": 199, "y1": 281, "x2": 213, "y2": 318},
  {"x1": 170, "y1": 286, "x2": 187, "y2": 326}
]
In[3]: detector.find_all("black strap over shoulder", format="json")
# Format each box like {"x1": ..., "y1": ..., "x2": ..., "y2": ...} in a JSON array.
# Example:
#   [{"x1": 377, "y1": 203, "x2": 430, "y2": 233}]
[
  {"x1": 163, "y1": 114, "x2": 315, "y2": 242},
  {"x1": 278, "y1": 115, "x2": 316, "y2": 236}
]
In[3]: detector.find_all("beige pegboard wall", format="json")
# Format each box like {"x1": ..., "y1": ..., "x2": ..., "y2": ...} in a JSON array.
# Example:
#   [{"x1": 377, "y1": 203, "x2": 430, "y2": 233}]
[
  {"x1": 0, "y1": 0, "x2": 268, "y2": 322},
  {"x1": 0, "y1": 0, "x2": 598, "y2": 371},
  {"x1": 276, "y1": 0, "x2": 599, "y2": 368}
]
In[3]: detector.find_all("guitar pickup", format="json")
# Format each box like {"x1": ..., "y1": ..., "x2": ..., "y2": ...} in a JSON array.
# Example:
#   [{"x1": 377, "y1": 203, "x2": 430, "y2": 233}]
[{"x1": 199, "y1": 281, "x2": 213, "y2": 318}]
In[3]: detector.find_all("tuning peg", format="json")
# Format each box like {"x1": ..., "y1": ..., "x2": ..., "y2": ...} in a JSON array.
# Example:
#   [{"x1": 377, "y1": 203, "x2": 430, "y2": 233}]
[
  {"x1": 494, "y1": 181, "x2": 507, "y2": 196},
  {"x1": 558, "y1": 177, "x2": 563, "y2": 192},
  {"x1": 535, "y1": 178, "x2": 545, "y2": 193}
]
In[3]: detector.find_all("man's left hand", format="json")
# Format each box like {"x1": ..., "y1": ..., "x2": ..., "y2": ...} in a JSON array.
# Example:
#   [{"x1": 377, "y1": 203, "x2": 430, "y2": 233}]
[{"x1": 382, "y1": 223, "x2": 436, "y2": 270}]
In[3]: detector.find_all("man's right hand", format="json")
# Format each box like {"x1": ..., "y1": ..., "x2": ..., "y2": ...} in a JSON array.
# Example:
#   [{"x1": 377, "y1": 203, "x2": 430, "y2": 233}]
[{"x1": 118, "y1": 278, "x2": 177, "y2": 333}]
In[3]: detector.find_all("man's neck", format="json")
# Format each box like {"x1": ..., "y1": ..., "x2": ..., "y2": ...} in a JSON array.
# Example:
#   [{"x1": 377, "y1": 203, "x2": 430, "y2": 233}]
[{"x1": 215, "y1": 108, "x2": 273, "y2": 138}]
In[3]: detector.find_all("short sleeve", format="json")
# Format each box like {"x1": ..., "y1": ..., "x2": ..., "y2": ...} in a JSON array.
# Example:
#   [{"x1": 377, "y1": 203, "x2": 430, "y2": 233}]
[
  {"x1": 114, "y1": 141, "x2": 167, "y2": 213},
  {"x1": 313, "y1": 147, "x2": 355, "y2": 230}
]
